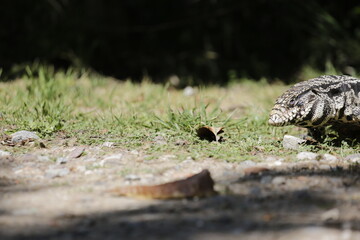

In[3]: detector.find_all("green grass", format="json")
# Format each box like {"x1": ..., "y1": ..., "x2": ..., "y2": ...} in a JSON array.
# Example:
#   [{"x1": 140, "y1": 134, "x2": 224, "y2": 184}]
[{"x1": 1, "y1": 65, "x2": 359, "y2": 162}]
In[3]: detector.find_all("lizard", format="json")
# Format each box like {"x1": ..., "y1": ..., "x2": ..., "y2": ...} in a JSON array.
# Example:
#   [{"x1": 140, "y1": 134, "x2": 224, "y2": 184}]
[{"x1": 268, "y1": 75, "x2": 360, "y2": 142}]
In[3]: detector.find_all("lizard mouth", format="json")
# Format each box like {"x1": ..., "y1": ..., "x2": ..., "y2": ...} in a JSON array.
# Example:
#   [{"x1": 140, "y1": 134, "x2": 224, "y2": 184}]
[
  {"x1": 268, "y1": 114, "x2": 287, "y2": 126},
  {"x1": 268, "y1": 109, "x2": 292, "y2": 126}
]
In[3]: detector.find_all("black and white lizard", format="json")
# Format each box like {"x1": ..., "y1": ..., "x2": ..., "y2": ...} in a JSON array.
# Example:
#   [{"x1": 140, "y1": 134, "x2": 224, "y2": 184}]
[{"x1": 269, "y1": 75, "x2": 360, "y2": 141}]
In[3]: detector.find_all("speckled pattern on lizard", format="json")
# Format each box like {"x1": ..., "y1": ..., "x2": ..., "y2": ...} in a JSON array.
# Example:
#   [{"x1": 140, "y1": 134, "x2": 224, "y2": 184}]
[{"x1": 269, "y1": 75, "x2": 360, "y2": 141}]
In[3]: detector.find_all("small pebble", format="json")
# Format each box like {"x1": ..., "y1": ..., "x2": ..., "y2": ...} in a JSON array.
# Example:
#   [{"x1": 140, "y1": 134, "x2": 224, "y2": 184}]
[
  {"x1": 321, "y1": 208, "x2": 340, "y2": 222},
  {"x1": 239, "y1": 160, "x2": 257, "y2": 167},
  {"x1": 84, "y1": 157, "x2": 97, "y2": 162},
  {"x1": 129, "y1": 150, "x2": 139, "y2": 155},
  {"x1": 67, "y1": 147, "x2": 85, "y2": 158},
  {"x1": 249, "y1": 186, "x2": 262, "y2": 197},
  {"x1": 168, "y1": 75, "x2": 180, "y2": 86},
  {"x1": 297, "y1": 152, "x2": 318, "y2": 161},
  {"x1": 174, "y1": 140, "x2": 188, "y2": 146},
  {"x1": 153, "y1": 135, "x2": 167, "y2": 145},
  {"x1": 38, "y1": 156, "x2": 50, "y2": 162},
  {"x1": 75, "y1": 166, "x2": 86, "y2": 172},
  {"x1": 282, "y1": 135, "x2": 305, "y2": 150},
  {"x1": 45, "y1": 168, "x2": 70, "y2": 178},
  {"x1": 273, "y1": 160, "x2": 283, "y2": 166},
  {"x1": 159, "y1": 154, "x2": 177, "y2": 161},
  {"x1": 11, "y1": 208, "x2": 38, "y2": 216},
  {"x1": 11, "y1": 130, "x2": 40, "y2": 144},
  {"x1": 264, "y1": 156, "x2": 278, "y2": 162},
  {"x1": 344, "y1": 153, "x2": 360, "y2": 163},
  {"x1": 18, "y1": 154, "x2": 38, "y2": 161},
  {"x1": 320, "y1": 153, "x2": 337, "y2": 163},
  {"x1": 125, "y1": 174, "x2": 141, "y2": 181},
  {"x1": 0, "y1": 150, "x2": 11, "y2": 157},
  {"x1": 272, "y1": 176, "x2": 286, "y2": 185},
  {"x1": 56, "y1": 157, "x2": 68, "y2": 165},
  {"x1": 181, "y1": 158, "x2": 195, "y2": 165},
  {"x1": 102, "y1": 154, "x2": 123, "y2": 161},
  {"x1": 318, "y1": 164, "x2": 331, "y2": 171},
  {"x1": 183, "y1": 86, "x2": 196, "y2": 96},
  {"x1": 260, "y1": 176, "x2": 273, "y2": 184},
  {"x1": 14, "y1": 169, "x2": 23, "y2": 175},
  {"x1": 93, "y1": 159, "x2": 107, "y2": 167},
  {"x1": 102, "y1": 142, "x2": 115, "y2": 147}
]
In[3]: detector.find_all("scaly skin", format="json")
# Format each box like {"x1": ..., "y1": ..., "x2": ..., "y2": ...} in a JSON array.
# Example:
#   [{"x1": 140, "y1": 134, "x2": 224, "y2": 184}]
[{"x1": 269, "y1": 75, "x2": 360, "y2": 141}]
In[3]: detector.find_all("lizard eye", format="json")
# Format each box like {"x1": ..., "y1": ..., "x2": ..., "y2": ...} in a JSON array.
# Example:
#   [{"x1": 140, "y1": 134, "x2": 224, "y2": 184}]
[{"x1": 289, "y1": 99, "x2": 296, "y2": 107}]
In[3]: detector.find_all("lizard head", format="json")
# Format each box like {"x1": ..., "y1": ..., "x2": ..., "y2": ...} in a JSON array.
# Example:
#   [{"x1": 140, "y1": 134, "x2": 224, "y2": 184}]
[{"x1": 269, "y1": 87, "x2": 319, "y2": 127}]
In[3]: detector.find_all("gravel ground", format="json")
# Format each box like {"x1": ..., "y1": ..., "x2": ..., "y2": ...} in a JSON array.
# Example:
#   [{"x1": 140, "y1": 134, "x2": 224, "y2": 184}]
[{"x1": 1, "y1": 138, "x2": 360, "y2": 240}]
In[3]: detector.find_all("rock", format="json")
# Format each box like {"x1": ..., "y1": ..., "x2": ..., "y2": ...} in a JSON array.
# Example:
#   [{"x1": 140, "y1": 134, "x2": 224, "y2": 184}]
[
  {"x1": 84, "y1": 157, "x2": 97, "y2": 162},
  {"x1": 67, "y1": 147, "x2": 85, "y2": 158},
  {"x1": 75, "y1": 165, "x2": 86, "y2": 172},
  {"x1": 153, "y1": 135, "x2": 167, "y2": 145},
  {"x1": 93, "y1": 159, "x2": 107, "y2": 167},
  {"x1": 85, "y1": 170, "x2": 94, "y2": 175},
  {"x1": 101, "y1": 154, "x2": 124, "y2": 166},
  {"x1": 11, "y1": 208, "x2": 38, "y2": 216},
  {"x1": 272, "y1": 176, "x2": 286, "y2": 185},
  {"x1": 11, "y1": 130, "x2": 40, "y2": 143},
  {"x1": 345, "y1": 153, "x2": 360, "y2": 163},
  {"x1": 168, "y1": 75, "x2": 180, "y2": 87},
  {"x1": 264, "y1": 156, "x2": 284, "y2": 167},
  {"x1": 125, "y1": 174, "x2": 141, "y2": 181},
  {"x1": 318, "y1": 164, "x2": 331, "y2": 171},
  {"x1": 102, "y1": 154, "x2": 123, "y2": 161},
  {"x1": 321, "y1": 208, "x2": 340, "y2": 222},
  {"x1": 183, "y1": 86, "x2": 196, "y2": 96},
  {"x1": 18, "y1": 154, "x2": 38, "y2": 161},
  {"x1": 264, "y1": 156, "x2": 278, "y2": 162},
  {"x1": 174, "y1": 140, "x2": 188, "y2": 146},
  {"x1": 297, "y1": 152, "x2": 319, "y2": 161},
  {"x1": 102, "y1": 142, "x2": 115, "y2": 147},
  {"x1": 278, "y1": 226, "x2": 351, "y2": 240},
  {"x1": 260, "y1": 176, "x2": 273, "y2": 184},
  {"x1": 239, "y1": 160, "x2": 257, "y2": 167},
  {"x1": 282, "y1": 135, "x2": 306, "y2": 150},
  {"x1": 38, "y1": 155, "x2": 50, "y2": 162},
  {"x1": 0, "y1": 150, "x2": 11, "y2": 157},
  {"x1": 320, "y1": 153, "x2": 337, "y2": 163},
  {"x1": 159, "y1": 154, "x2": 176, "y2": 161},
  {"x1": 270, "y1": 160, "x2": 283, "y2": 166},
  {"x1": 45, "y1": 168, "x2": 70, "y2": 178},
  {"x1": 56, "y1": 157, "x2": 68, "y2": 165},
  {"x1": 129, "y1": 150, "x2": 139, "y2": 155},
  {"x1": 249, "y1": 186, "x2": 262, "y2": 197},
  {"x1": 180, "y1": 159, "x2": 195, "y2": 166}
]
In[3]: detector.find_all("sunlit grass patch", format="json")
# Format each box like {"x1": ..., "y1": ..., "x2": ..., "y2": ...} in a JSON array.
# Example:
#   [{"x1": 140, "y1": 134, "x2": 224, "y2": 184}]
[{"x1": 1, "y1": 65, "x2": 359, "y2": 161}]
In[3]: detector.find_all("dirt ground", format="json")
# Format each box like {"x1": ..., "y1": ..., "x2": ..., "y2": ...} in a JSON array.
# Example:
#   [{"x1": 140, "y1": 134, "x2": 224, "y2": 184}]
[{"x1": 1, "y1": 139, "x2": 360, "y2": 240}]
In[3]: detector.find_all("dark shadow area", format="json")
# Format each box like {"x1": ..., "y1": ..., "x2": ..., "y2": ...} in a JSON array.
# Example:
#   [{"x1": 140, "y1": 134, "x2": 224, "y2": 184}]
[
  {"x1": 1, "y1": 166, "x2": 359, "y2": 240},
  {"x1": 1, "y1": 1, "x2": 360, "y2": 83}
]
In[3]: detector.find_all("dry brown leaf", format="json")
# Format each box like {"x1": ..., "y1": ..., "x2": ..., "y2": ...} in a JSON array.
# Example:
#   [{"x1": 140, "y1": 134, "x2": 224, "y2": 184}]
[
  {"x1": 109, "y1": 169, "x2": 217, "y2": 199},
  {"x1": 0, "y1": 134, "x2": 14, "y2": 146},
  {"x1": 197, "y1": 126, "x2": 224, "y2": 142}
]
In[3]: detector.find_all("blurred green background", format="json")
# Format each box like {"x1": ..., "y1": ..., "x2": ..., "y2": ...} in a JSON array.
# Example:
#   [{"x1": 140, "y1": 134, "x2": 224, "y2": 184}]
[{"x1": 1, "y1": 0, "x2": 360, "y2": 83}]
